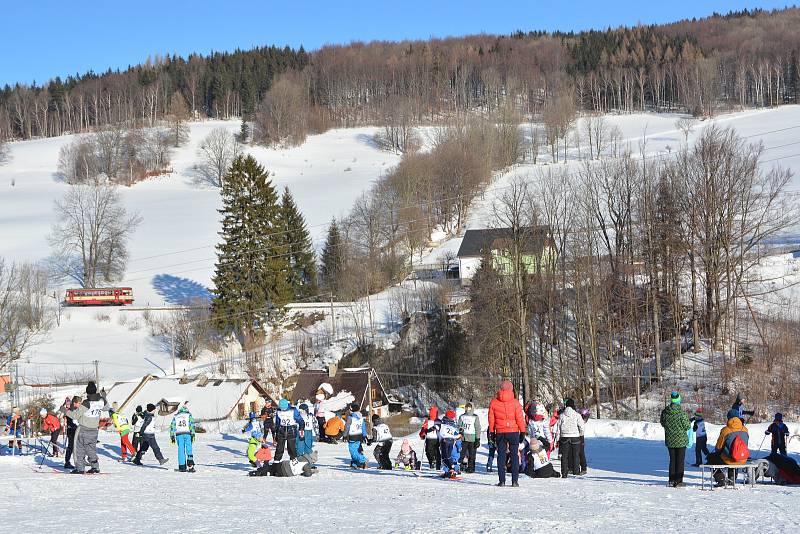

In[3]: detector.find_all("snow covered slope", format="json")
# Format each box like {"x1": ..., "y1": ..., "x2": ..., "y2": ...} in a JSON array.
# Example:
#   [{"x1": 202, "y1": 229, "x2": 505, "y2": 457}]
[{"x1": 2, "y1": 419, "x2": 798, "y2": 533}]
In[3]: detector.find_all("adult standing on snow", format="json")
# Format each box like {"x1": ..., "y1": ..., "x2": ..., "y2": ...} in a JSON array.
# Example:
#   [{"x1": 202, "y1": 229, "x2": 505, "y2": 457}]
[
  {"x1": 458, "y1": 403, "x2": 481, "y2": 473},
  {"x1": 557, "y1": 399, "x2": 585, "y2": 478},
  {"x1": 659, "y1": 391, "x2": 690, "y2": 487},
  {"x1": 419, "y1": 406, "x2": 441, "y2": 470},
  {"x1": 488, "y1": 380, "x2": 526, "y2": 487},
  {"x1": 133, "y1": 403, "x2": 169, "y2": 466},
  {"x1": 65, "y1": 381, "x2": 108, "y2": 474},
  {"x1": 273, "y1": 399, "x2": 304, "y2": 462}
]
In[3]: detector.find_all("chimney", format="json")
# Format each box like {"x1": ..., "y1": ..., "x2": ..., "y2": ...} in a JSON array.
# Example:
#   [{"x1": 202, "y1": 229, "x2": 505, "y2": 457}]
[{"x1": 328, "y1": 363, "x2": 337, "y2": 378}]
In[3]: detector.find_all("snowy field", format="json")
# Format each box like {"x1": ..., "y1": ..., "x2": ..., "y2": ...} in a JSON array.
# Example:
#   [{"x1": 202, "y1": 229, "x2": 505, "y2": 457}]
[{"x1": 3, "y1": 420, "x2": 799, "y2": 533}]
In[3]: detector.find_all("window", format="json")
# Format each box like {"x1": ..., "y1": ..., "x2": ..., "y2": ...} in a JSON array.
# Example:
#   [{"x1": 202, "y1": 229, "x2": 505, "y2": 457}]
[
  {"x1": 250, "y1": 401, "x2": 257, "y2": 413},
  {"x1": 237, "y1": 403, "x2": 246, "y2": 419}
]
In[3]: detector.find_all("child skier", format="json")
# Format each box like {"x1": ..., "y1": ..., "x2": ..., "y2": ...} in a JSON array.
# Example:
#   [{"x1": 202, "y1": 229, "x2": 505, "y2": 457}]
[
  {"x1": 371, "y1": 414, "x2": 393, "y2": 470},
  {"x1": 169, "y1": 404, "x2": 196, "y2": 472},
  {"x1": 345, "y1": 403, "x2": 368, "y2": 469},
  {"x1": 438, "y1": 409, "x2": 461, "y2": 479},
  {"x1": 109, "y1": 402, "x2": 136, "y2": 462},
  {"x1": 273, "y1": 399, "x2": 304, "y2": 462},
  {"x1": 59, "y1": 396, "x2": 80, "y2": 469},
  {"x1": 578, "y1": 407, "x2": 590, "y2": 475},
  {"x1": 130, "y1": 405, "x2": 145, "y2": 452},
  {"x1": 526, "y1": 438, "x2": 561, "y2": 478},
  {"x1": 690, "y1": 408, "x2": 710, "y2": 466},
  {"x1": 766, "y1": 413, "x2": 790, "y2": 456},
  {"x1": 247, "y1": 430, "x2": 263, "y2": 467},
  {"x1": 132, "y1": 403, "x2": 169, "y2": 467},
  {"x1": 40, "y1": 408, "x2": 61, "y2": 457},
  {"x1": 296, "y1": 403, "x2": 317, "y2": 458},
  {"x1": 486, "y1": 431, "x2": 497, "y2": 472},
  {"x1": 241, "y1": 411, "x2": 259, "y2": 434},
  {"x1": 419, "y1": 406, "x2": 441, "y2": 470},
  {"x1": 527, "y1": 412, "x2": 553, "y2": 458},
  {"x1": 457, "y1": 403, "x2": 481, "y2": 473},
  {"x1": 395, "y1": 439, "x2": 421, "y2": 470},
  {"x1": 5, "y1": 407, "x2": 24, "y2": 454}
]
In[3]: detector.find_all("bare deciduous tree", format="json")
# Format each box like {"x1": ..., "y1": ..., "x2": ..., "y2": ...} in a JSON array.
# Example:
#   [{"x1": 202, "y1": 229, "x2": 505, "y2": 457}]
[
  {"x1": 253, "y1": 71, "x2": 310, "y2": 147},
  {"x1": 0, "y1": 259, "x2": 55, "y2": 369},
  {"x1": 194, "y1": 127, "x2": 240, "y2": 187},
  {"x1": 168, "y1": 91, "x2": 191, "y2": 147},
  {"x1": 48, "y1": 184, "x2": 142, "y2": 287}
]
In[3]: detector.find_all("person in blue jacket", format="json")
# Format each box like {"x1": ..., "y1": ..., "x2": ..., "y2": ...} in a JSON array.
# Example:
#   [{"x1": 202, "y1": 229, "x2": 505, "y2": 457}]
[
  {"x1": 766, "y1": 413, "x2": 790, "y2": 456},
  {"x1": 296, "y1": 403, "x2": 317, "y2": 460},
  {"x1": 241, "y1": 411, "x2": 258, "y2": 434},
  {"x1": 169, "y1": 404, "x2": 196, "y2": 472},
  {"x1": 273, "y1": 399, "x2": 304, "y2": 462},
  {"x1": 344, "y1": 403, "x2": 368, "y2": 468}
]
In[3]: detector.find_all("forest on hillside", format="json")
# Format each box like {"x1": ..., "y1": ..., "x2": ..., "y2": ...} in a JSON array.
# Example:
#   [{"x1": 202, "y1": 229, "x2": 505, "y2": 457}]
[{"x1": 2, "y1": 7, "x2": 800, "y2": 142}]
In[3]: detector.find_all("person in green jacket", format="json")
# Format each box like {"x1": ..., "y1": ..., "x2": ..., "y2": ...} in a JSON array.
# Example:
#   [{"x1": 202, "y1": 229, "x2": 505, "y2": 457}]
[
  {"x1": 660, "y1": 391, "x2": 691, "y2": 488},
  {"x1": 110, "y1": 402, "x2": 137, "y2": 462},
  {"x1": 247, "y1": 430, "x2": 263, "y2": 467},
  {"x1": 457, "y1": 403, "x2": 482, "y2": 473}
]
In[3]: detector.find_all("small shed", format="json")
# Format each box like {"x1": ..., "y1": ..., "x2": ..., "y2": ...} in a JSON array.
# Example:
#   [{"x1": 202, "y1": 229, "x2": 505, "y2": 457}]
[
  {"x1": 291, "y1": 367, "x2": 392, "y2": 418},
  {"x1": 456, "y1": 226, "x2": 554, "y2": 283},
  {"x1": 105, "y1": 375, "x2": 274, "y2": 423}
]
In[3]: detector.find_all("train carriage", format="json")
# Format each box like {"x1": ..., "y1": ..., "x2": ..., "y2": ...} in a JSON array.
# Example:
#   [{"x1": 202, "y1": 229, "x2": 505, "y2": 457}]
[{"x1": 65, "y1": 287, "x2": 134, "y2": 306}]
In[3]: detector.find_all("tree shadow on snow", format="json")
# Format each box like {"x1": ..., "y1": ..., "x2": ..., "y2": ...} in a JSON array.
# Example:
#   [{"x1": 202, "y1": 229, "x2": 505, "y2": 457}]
[
  {"x1": 208, "y1": 443, "x2": 246, "y2": 456},
  {"x1": 210, "y1": 461, "x2": 252, "y2": 473},
  {"x1": 152, "y1": 274, "x2": 212, "y2": 305}
]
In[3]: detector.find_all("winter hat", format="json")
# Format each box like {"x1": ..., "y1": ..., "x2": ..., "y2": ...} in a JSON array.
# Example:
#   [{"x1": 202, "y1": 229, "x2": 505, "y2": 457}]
[
  {"x1": 252, "y1": 430, "x2": 263, "y2": 440},
  {"x1": 564, "y1": 398, "x2": 575, "y2": 409},
  {"x1": 533, "y1": 413, "x2": 544, "y2": 422},
  {"x1": 775, "y1": 413, "x2": 783, "y2": 422},
  {"x1": 39, "y1": 408, "x2": 47, "y2": 417},
  {"x1": 694, "y1": 408, "x2": 704, "y2": 418},
  {"x1": 248, "y1": 411, "x2": 257, "y2": 420},
  {"x1": 111, "y1": 402, "x2": 119, "y2": 411},
  {"x1": 135, "y1": 405, "x2": 143, "y2": 413},
  {"x1": 278, "y1": 399, "x2": 290, "y2": 411},
  {"x1": 349, "y1": 402, "x2": 360, "y2": 413},
  {"x1": 726, "y1": 409, "x2": 740, "y2": 421},
  {"x1": 500, "y1": 380, "x2": 513, "y2": 391},
  {"x1": 86, "y1": 381, "x2": 98, "y2": 395},
  {"x1": 670, "y1": 391, "x2": 681, "y2": 405},
  {"x1": 299, "y1": 403, "x2": 309, "y2": 413},
  {"x1": 530, "y1": 439, "x2": 542, "y2": 452},
  {"x1": 401, "y1": 438, "x2": 411, "y2": 454},
  {"x1": 428, "y1": 406, "x2": 438, "y2": 420},
  {"x1": 579, "y1": 408, "x2": 591, "y2": 421},
  {"x1": 146, "y1": 403, "x2": 156, "y2": 412},
  {"x1": 445, "y1": 409, "x2": 456, "y2": 420}
]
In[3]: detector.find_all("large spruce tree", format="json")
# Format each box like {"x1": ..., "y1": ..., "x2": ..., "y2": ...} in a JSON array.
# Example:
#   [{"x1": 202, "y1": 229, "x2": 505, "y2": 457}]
[
  {"x1": 212, "y1": 155, "x2": 291, "y2": 343},
  {"x1": 321, "y1": 218, "x2": 346, "y2": 297},
  {"x1": 279, "y1": 187, "x2": 317, "y2": 299}
]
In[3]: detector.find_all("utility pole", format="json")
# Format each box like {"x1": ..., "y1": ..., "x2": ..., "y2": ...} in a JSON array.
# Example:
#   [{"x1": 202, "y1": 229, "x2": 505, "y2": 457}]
[
  {"x1": 330, "y1": 292, "x2": 337, "y2": 341},
  {"x1": 93, "y1": 360, "x2": 99, "y2": 385},
  {"x1": 171, "y1": 332, "x2": 176, "y2": 375}
]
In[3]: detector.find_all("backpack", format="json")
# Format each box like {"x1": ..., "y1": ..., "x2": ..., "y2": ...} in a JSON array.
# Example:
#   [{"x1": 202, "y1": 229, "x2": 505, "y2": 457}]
[{"x1": 730, "y1": 435, "x2": 750, "y2": 463}]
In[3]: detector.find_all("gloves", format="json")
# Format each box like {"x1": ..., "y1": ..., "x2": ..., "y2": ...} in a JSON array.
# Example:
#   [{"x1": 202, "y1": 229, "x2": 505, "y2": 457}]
[
  {"x1": 170, "y1": 436, "x2": 176, "y2": 444},
  {"x1": 191, "y1": 434, "x2": 195, "y2": 443},
  {"x1": 299, "y1": 430, "x2": 304, "y2": 439},
  {"x1": 475, "y1": 439, "x2": 481, "y2": 448}
]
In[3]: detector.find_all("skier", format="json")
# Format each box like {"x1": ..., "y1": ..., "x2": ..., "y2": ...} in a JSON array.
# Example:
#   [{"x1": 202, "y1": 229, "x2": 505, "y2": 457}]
[
  {"x1": 766, "y1": 413, "x2": 790, "y2": 456},
  {"x1": 525, "y1": 438, "x2": 561, "y2": 478},
  {"x1": 488, "y1": 380, "x2": 526, "y2": 487},
  {"x1": 457, "y1": 402, "x2": 481, "y2": 473},
  {"x1": 247, "y1": 430, "x2": 263, "y2": 467},
  {"x1": 690, "y1": 408, "x2": 710, "y2": 466},
  {"x1": 323, "y1": 414, "x2": 345, "y2": 444},
  {"x1": 260, "y1": 403, "x2": 276, "y2": 443},
  {"x1": 659, "y1": 391, "x2": 690, "y2": 487},
  {"x1": 395, "y1": 438, "x2": 421, "y2": 471},
  {"x1": 486, "y1": 431, "x2": 497, "y2": 472},
  {"x1": 438, "y1": 409, "x2": 461, "y2": 479},
  {"x1": 371, "y1": 414, "x2": 393, "y2": 470},
  {"x1": 241, "y1": 411, "x2": 259, "y2": 434},
  {"x1": 133, "y1": 403, "x2": 169, "y2": 466},
  {"x1": 109, "y1": 402, "x2": 136, "y2": 462},
  {"x1": 273, "y1": 398, "x2": 304, "y2": 462},
  {"x1": 130, "y1": 405, "x2": 145, "y2": 452},
  {"x1": 59, "y1": 396, "x2": 80, "y2": 469},
  {"x1": 345, "y1": 403, "x2": 368, "y2": 469},
  {"x1": 296, "y1": 403, "x2": 317, "y2": 459},
  {"x1": 169, "y1": 404, "x2": 196, "y2": 472},
  {"x1": 65, "y1": 381, "x2": 108, "y2": 474},
  {"x1": 577, "y1": 407, "x2": 590, "y2": 475},
  {"x1": 4, "y1": 407, "x2": 24, "y2": 454},
  {"x1": 527, "y1": 411, "x2": 553, "y2": 458},
  {"x1": 557, "y1": 398, "x2": 585, "y2": 479},
  {"x1": 419, "y1": 406, "x2": 441, "y2": 470},
  {"x1": 40, "y1": 408, "x2": 61, "y2": 457}
]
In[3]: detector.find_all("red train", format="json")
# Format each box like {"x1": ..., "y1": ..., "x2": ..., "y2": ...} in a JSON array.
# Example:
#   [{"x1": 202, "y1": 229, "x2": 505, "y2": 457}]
[{"x1": 65, "y1": 287, "x2": 134, "y2": 306}]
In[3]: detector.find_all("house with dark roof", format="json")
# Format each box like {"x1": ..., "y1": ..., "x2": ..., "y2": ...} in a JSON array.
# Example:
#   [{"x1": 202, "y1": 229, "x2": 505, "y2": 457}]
[
  {"x1": 291, "y1": 366, "x2": 393, "y2": 418},
  {"x1": 456, "y1": 226, "x2": 554, "y2": 282}
]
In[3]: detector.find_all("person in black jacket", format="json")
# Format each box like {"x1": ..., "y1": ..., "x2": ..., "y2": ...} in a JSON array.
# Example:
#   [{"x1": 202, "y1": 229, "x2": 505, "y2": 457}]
[
  {"x1": 130, "y1": 405, "x2": 145, "y2": 451},
  {"x1": 59, "y1": 395, "x2": 80, "y2": 470},
  {"x1": 132, "y1": 404, "x2": 168, "y2": 466},
  {"x1": 261, "y1": 404, "x2": 276, "y2": 443}
]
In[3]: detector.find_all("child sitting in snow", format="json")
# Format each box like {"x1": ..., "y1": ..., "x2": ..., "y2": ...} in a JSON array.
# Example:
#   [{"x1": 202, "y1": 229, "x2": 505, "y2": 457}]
[
  {"x1": 766, "y1": 413, "x2": 790, "y2": 456},
  {"x1": 247, "y1": 430, "x2": 264, "y2": 467},
  {"x1": 526, "y1": 438, "x2": 561, "y2": 478},
  {"x1": 395, "y1": 439, "x2": 421, "y2": 470}
]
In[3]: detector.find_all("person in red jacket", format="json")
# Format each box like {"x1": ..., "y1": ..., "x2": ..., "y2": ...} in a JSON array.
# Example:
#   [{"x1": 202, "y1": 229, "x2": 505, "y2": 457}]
[
  {"x1": 488, "y1": 380, "x2": 526, "y2": 487},
  {"x1": 40, "y1": 408, "x2": 62, "y2": 457}
]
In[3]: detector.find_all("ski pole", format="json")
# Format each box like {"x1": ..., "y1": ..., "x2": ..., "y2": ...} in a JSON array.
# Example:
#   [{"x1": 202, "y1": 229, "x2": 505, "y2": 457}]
[{"x1": 756, "y1": 435, "x2": 767, "y2": 457}]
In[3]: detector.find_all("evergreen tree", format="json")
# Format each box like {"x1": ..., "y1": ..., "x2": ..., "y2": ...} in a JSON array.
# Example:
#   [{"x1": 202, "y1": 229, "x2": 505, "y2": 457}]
[
  {"x1": 321, "y1": 218, "x2": 346, "y2": 297},
  {"x1": 278, "y1": 187, "x2": 317, "y2": 299},
  {"x1": 212, "y1": 155, "x2": 291, "y2": 343}
]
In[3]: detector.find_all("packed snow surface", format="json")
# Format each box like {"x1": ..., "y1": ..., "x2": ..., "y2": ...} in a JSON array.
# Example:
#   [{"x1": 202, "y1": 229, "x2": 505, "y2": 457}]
[{"x1": 2, "y1": 418, "x2": 799, "y2": 533}]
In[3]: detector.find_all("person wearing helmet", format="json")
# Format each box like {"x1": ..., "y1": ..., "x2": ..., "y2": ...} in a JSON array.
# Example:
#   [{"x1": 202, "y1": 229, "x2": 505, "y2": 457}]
[
  {"x1": 109, "y1": 402, "x2": 136, "y2": 462},
  {"x1": 273, "y1": 399, "x2": 304, "y2": 462},
  {"x1": 438, "y1": 409, "x2": 461, "y2": 479},
  {"x1": 241, "y1": 411, "x2": 259, "y2": 434},
  {"x1": 40, "y1": 408, "x2": 62, "y2": 457},
  {"x1": 766, "y1": 413, "x2": 790, "y2": 456},
  {"x1": 247, "y1": 430, "x2": 264, "y2": 467},
  {"x1": 170, "y1": 404, "x2": 196, "y2": 472}
]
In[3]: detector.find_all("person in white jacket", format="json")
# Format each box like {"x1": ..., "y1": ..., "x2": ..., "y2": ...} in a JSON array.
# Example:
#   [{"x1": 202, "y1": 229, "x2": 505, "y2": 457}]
[{"x1": 557, "y1": 399, "x2": 584, "y2": 478}]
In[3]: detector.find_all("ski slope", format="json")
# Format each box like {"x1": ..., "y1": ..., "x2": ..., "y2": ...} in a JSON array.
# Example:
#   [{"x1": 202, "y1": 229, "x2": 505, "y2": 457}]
[{"x1": 2, "y1": 419, "x2": 799, "y2": 533}]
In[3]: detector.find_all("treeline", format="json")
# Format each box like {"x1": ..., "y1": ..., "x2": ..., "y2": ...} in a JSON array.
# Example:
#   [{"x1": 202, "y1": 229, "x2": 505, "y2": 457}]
[{"x1": 3, "y1": 8, "x2": 800, "y2": 143}]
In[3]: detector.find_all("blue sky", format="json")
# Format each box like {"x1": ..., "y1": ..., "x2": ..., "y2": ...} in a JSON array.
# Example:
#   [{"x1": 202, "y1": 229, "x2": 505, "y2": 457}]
[{"x1": 1, "y1": 1, "x2": 792, "y2": 86}]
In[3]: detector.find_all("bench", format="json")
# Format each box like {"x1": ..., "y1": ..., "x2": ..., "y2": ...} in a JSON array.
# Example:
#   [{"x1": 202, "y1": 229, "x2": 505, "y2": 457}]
[{"x1": 700, "y1": 462, "x2": 762, "y2": 490}]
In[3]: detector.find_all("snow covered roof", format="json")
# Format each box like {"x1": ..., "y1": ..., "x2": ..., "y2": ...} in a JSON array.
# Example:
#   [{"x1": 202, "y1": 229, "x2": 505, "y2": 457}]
[
  {"x1": 106, "y1": 375, "x2": 272, "y2": 421},
  {"x1": 291, "y1": 368, "x2": 390, "y2": 410},
  {"x1": 456, "y1": 226, "x2": 552, "y2": 258}
]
